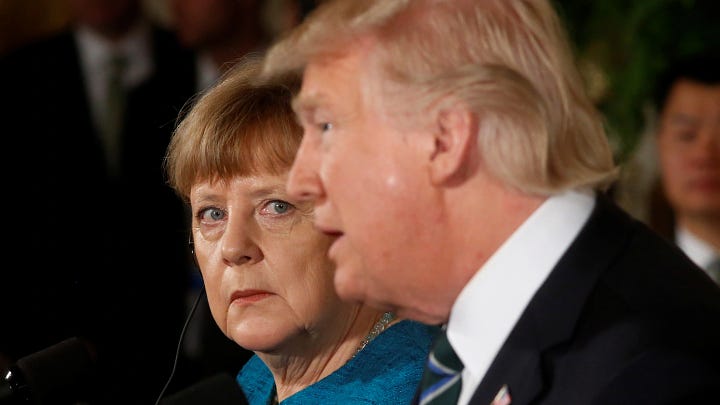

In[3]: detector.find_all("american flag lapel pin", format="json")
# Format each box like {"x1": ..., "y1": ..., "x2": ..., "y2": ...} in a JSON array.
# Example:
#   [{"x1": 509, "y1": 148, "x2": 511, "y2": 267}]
[{"x1": 491, "y1": 384, "x2": 511, "y2": 405}]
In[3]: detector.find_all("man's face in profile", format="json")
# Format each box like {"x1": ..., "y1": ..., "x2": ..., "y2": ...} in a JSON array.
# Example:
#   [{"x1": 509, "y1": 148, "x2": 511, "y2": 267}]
[{"x1": 287, "y1": 45, "x2": 451, "y2": 323}]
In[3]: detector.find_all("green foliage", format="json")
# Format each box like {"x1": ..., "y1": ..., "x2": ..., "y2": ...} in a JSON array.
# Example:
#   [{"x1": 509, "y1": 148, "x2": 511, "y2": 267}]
[{"x1": 553, "y1": 0, "x2": 720, "y2": 162}]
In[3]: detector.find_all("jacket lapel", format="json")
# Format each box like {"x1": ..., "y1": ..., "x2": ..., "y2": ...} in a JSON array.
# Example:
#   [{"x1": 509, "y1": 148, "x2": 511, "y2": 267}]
[{"x1": 470, "y1": 195, "x2": 634, "y2": 404}]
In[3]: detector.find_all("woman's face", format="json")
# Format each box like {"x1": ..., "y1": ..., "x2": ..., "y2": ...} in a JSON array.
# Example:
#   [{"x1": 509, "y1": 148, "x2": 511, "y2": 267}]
[{"x1": 189, "y1": 171, "x2": 343, "y2": 352}]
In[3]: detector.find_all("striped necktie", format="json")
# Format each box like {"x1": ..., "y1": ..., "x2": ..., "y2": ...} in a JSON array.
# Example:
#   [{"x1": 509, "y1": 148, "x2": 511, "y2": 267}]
[
  {"x1": 418, "y1": 328, "x2": 463, "y2": 405},
  {"x1": 102, "y1": 52, "x2": 128, "y2": 176}
]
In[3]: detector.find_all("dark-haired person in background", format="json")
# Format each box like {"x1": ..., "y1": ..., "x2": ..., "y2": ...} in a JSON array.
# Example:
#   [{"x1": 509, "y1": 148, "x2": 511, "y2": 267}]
[
  {"x1": 169, "y1": 0, "x2": 270, "y2": 91},
  {"x1": 648, "y1": 54, "x2": 720, "y2": 282},
  {"x1": 0, "y1": 0, "x2": 197, "y2": 403}
]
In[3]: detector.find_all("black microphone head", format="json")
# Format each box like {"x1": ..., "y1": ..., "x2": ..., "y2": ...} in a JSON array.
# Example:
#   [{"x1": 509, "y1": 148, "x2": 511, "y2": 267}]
[
  {"x1": 160, "y1": 373, "x2": 247, "y2": 405},
  {"x1": 15, "y1": 337, "x2": 96, "y2": 405}
]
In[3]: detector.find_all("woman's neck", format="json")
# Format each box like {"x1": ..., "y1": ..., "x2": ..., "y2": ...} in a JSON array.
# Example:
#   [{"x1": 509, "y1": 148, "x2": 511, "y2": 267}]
[{"x1": 258, "y1": 307, "x2": 394, "y2": 402}]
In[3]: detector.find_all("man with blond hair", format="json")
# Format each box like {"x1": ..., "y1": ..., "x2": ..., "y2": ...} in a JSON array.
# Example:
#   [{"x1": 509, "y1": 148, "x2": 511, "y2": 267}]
[{"x1": 262, "y1": 0, "x2": 720, "y2": 403}]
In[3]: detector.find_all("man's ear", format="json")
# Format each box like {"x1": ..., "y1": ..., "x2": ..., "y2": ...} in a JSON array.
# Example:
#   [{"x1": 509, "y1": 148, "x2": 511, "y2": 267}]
[{"x1": 429, "y1": 105, "x2": 478, "y2": 185}]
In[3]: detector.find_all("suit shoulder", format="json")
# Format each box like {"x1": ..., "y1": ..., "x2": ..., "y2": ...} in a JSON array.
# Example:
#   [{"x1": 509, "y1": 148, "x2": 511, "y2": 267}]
[
  {"x1": 150, "y1": 24, "x2": 194, "y2": 61},
  {"x1": 0, "y1": 29, "x2": 75, "y2": 70}
]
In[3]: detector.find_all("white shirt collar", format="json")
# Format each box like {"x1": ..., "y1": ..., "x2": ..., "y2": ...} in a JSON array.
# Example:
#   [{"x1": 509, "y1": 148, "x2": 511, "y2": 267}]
[
  {"x1": 196, "y1": 52, "x2": 221, "y2": 93},
  {"x1": 448, "y1": 189, "x2": 595, "y2": 404},
  {"x1": 75, "y1": 20, "x2": 153, "y2": 88},
  {"x1": 676, "y1": 225, "x2": 719, "y2": 272},
  {"x1": 74, "y1": 20, "x2": 154, "y2": 133}
]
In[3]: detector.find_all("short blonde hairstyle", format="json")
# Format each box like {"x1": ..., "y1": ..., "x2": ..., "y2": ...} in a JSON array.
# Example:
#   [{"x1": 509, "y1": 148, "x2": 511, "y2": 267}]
[
  {"x1": 263, "y1": 0, "x2": 618, "y2": 195},
  {"x1": 166, "y1": 56, "x2": 302, "y2": 201}
]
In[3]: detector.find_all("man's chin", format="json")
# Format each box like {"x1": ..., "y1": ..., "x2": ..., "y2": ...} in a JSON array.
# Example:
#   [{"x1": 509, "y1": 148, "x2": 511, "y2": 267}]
[
  {"x1": 333, "y1": 265, "x2": 368, "y2": 303},
  {"x1": 334, "y1": 279, "x2": 364, "y2": 304}
]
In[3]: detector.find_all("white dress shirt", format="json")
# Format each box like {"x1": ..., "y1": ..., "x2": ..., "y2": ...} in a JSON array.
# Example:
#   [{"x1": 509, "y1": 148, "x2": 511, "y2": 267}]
[
  {"x1": 195, "y1": 52, "x2": 221, "y2": 93},
  {"x1": 448, "y1": 189, "x2": 596, "y2": 405},
  {"x1": 75, "y1": 21, "x2": 153, "y2": 136},
  {"x1": 676, "y1": 226, "x2": 720, "y2": 281}
]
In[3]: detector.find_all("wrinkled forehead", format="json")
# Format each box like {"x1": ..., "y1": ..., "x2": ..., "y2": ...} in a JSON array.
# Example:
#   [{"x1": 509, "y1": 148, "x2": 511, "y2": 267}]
[{"x1": 293, "y1": 39, "x2": 381, "y2": 115}]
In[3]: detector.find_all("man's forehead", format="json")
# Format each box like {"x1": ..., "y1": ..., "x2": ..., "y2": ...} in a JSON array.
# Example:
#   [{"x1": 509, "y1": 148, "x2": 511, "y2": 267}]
[
  {"x1": 293, "y1": 59, "x2": 358, "y2": 111},
  {"x1": 293, "y1": 68, "x2": 333, "y2": 115}
]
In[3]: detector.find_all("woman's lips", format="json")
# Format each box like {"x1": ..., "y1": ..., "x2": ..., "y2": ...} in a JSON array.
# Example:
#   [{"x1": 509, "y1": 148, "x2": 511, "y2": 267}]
[{"x1": 230, "y1": 290, "x2": 272, "y2": 304}]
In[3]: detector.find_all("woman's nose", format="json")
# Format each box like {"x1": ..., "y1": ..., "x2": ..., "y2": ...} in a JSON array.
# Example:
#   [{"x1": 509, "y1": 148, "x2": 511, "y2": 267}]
[{"x1": 221, "y1": 222, "x2": 263, "y2": 266}]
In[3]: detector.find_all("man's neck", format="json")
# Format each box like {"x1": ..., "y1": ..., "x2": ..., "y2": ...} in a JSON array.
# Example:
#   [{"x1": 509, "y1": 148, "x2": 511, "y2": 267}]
[{"x1": 678, "y1": 214, "x2": 720, "y2": 250}]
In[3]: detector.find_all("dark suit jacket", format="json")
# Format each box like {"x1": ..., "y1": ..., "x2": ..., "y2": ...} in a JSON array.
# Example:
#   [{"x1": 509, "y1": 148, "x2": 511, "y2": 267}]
[
  {"x1": 0, "y1": 25, "x2": 198, "y2": 404},
  {"x1": 471, "y1": 194, "x2": 720, "y2": 404},
  {"x1": 415, "y1": 194, "x2": 720, "y2": 404}
]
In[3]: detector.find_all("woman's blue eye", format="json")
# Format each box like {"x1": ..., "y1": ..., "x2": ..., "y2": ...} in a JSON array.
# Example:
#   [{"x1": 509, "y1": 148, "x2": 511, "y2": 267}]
[
  {"x1": 201, "y1": 208, "x2": 225, "y2": 221},
  {"x1": 269, "y1": 201, "x2": 291, "y2": 214}
]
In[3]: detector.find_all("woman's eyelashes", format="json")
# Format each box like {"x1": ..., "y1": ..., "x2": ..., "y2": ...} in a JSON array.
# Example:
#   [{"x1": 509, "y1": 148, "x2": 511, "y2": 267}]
[
  {"x1": 191, "y1": 198, "x2": 300, "y2": 238},
  {"x1": 260, "y1": 199, "x2": 295, "y2": 216},
  {"x1": 193, "y1": 198, "x2": 296, "y2": 223},
  {"x1": 197, "y1": 206, "x2": 226, "y2": 224}
]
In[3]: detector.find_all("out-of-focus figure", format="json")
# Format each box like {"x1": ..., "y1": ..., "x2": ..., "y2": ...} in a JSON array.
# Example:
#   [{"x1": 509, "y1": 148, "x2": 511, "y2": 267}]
[
  {"x1": 614, "y1": 54, "x2": 720, "y2": 282},
  {"x1": 0, "y1": 0, "x2": 197, "y2": 403},
  {"x1": 170, "y1": 0, "x2": 270, "y2": 90},
  {"x1": 652, "y1": 54, "x2": 720, "y2": 280}
]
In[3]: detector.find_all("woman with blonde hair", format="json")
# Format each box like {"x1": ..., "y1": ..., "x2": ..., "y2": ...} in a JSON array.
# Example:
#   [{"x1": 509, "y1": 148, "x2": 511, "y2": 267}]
[{"x1": 165, "y1": 56, "x2": 435, "y2": 404}]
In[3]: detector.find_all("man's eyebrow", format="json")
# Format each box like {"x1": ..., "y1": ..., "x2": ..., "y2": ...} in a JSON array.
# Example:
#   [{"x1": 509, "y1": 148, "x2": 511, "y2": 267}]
[{"x1": 292, "y1": 93, "x2": 323, "y2": 116}]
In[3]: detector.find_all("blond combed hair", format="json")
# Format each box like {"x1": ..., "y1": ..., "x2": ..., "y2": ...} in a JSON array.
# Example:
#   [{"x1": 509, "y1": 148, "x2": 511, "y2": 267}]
[
  {"x1": 165, "y1": 56, "x2": 302, "y2": 201},
  {"x1": 263, "y1": 0, "x2": 618, "y2": 195}
]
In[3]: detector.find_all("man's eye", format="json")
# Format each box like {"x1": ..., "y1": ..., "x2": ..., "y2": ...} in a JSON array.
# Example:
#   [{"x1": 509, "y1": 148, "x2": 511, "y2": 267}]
[
  {"x1": 675, "y1": 131, "x2": 696, "y2": 143},
  {"x1": 320, "y1": 122, "x2": 333, "y2": 132}
]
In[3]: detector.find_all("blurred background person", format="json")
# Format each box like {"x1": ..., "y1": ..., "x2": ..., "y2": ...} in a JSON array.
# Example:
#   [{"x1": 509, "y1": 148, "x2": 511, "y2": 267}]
[
  {"x1": 0, "y1": 0, "x2": 197, "y2": 403},
  {"x1": 169, "y1": 0, "x2": 269, "y2": 91},
  {"x1": 167, "y1": 0, "x2": 317, "y2": 92},
  {"x1": 165, "y1": 56, "x2": 436, "y2": 404},
  {"x1": 613, "y1": 53, "x2": 720, "y2": 284},
  {"x1": 649, "y1": 54, "x2": 720, "y2": 281}
]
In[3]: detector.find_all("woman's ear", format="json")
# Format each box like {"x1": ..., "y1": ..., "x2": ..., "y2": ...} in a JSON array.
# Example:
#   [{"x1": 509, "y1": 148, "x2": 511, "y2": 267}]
[{"x1": 429, "y1": 105, "x2": 478, "y2": 185}]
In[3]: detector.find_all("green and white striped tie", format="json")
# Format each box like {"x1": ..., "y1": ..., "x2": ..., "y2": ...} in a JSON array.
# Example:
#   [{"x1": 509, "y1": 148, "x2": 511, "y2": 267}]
[{"x1": 418, "y1": 328, "x2": 463, "y2": 405}]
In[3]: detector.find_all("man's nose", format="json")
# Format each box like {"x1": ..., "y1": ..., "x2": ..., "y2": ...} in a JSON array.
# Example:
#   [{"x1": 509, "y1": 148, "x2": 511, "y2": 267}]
[{"x1": 287, "y1": 137, "x2": 324, "y2": 203}]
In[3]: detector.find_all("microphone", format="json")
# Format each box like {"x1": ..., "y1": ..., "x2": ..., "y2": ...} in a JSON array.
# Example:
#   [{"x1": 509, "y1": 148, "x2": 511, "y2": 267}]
[
  {"x1": 158, "y1": 373, "x2": 248, "y2": 405},
  {"x1": 0, "y1": 337, "x2": 96, "y2": 405}
]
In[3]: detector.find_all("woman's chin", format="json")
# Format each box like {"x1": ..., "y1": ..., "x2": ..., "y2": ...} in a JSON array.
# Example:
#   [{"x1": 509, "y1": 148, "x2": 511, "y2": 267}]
[{"x1": 227, "y1": 321, "x2": 288, "y2": 353}]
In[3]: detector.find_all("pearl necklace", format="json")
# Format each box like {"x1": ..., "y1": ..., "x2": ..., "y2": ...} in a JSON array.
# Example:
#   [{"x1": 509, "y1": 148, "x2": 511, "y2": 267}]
[{"x1": 355, "y1": 312, "x2": 395, "y2": 356}]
